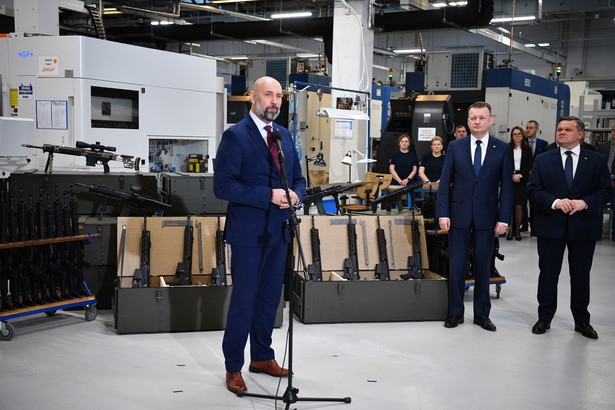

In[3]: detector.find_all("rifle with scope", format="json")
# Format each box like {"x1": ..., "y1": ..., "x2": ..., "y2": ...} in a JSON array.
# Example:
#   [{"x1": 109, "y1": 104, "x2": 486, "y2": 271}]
[{"x1": 22, "y1": 141, "x2": 142, "y2": 173}]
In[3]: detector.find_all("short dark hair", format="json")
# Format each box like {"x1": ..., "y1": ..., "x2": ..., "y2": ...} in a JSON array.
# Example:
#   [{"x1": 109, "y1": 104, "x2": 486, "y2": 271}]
[
  {"x1": 527, "y1": 120, "x2": 539, "y2": 128},
  {"x1": 468, "y1": 101, "x2": 492, "y2": 114},
  {"x1": 557, "y1": 116, "x2": 585, "y2": 132},
  {"x1": 455, "y1": 125, "x2": 467, "y2": 132}
]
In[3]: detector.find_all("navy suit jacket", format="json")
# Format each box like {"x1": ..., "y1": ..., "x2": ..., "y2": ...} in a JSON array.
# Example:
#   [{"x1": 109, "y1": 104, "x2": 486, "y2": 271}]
[
  {"x1": 214, "y1": 115, "x2": 306, "y2": 248},
  {"x1": 530, "y1": 137, "x2": 548, "y2": 156},
  {"x1": 437, "y1": 135, "x2": 513, "y2": 230},
  {"x1": 526, "y1": 147, "x2": 612, "y2": 241}
]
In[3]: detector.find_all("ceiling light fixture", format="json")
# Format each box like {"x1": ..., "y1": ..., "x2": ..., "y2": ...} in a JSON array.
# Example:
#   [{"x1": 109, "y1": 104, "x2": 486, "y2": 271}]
[
  {"x1": 525, "y1": 43, "x2": 536, "y2": 47},
  {"x1": 491, "y1": 15, "x2": 536, "y2": 23},
  {"x1": 538, "y1": 43, "x2": 550, "y2": 47},
  {"x1": 393, "y1": 48, "x2": 425, "y2": 54},
  {"x1": 433, "y1": 1, "x2": 467, "y2": 7},
  {"x1": 271, "y1": 11, "x2": 312, "y2": 19}
]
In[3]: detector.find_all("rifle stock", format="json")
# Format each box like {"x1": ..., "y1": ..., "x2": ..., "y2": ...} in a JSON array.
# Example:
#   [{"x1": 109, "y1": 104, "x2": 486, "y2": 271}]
[
  {"x1": 374, "y1": 216, "x2": 390, "y2": 280},
  {"x1": 307, "y1": 215, "x2": 323, "y2": 281},
  {"x1": 342, "y1": 216, "x2": 360, "y2": 281},
  {"x1": 168, "y1": 217, "x2": 193, "y2": 286},
  {"x1": 210, "y1": 217, "x2": 227, "y2": 286},
  {"x1": 401, "y1": 218, "x2": 423, "y2": 280},
  {"x1": 133, "y1": 217, "x2": 151, "y2": 288}
]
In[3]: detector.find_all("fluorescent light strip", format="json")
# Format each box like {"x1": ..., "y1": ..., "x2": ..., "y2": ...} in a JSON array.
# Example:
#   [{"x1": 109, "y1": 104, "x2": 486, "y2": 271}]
[
  {"x1": 271, "y1": 11, "x2": 312, "y2": 19},
  {"x1": 491, "y1": 15, "x2": 536, "y2": 23},
  {"x1": 433, "y1": 1, "x2": 467, "y2": 7},
  {"x1": 538, "y1": 43, "x2": 550, "y2": 47},
  {"x1": 373, "y1": 64, "x2": 391, "y2": 71},
  {"x1": 525, "y1": 43, "x2": 536, "y2": 47},
  {"x1": 393, "y1": 49, "x2": 425, "y2": 54}
]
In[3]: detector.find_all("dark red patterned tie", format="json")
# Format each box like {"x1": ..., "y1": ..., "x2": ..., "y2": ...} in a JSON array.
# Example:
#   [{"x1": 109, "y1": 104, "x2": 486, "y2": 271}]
[{"x1": 265, "y1": 125, "x2": 280, "y2": 170}]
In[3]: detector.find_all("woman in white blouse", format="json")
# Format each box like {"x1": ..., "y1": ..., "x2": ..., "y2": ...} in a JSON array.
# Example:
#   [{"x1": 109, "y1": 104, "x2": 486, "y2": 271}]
[{"x1": 507, "y1": 126, "x2": 533, "y2": 240}]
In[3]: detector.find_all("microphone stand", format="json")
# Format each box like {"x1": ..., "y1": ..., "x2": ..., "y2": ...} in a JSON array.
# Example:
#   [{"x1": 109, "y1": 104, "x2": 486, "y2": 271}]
[{"x1": 237, "y1": 130, "x2": 351, "y2": 408}]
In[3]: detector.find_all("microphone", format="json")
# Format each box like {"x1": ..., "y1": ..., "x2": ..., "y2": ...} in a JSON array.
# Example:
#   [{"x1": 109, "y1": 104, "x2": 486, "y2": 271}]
[
  {"x1": 270, "y1": 128, "x2": 285, "y2": 164},
  {"x1": 270, "y1": 129, "x2": 282, "y2": 144}
]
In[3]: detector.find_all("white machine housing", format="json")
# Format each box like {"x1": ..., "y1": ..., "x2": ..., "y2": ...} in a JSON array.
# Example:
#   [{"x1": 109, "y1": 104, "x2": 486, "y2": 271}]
[{"x1": 0, "y1": 35, "x2": 220, "y2": 173}]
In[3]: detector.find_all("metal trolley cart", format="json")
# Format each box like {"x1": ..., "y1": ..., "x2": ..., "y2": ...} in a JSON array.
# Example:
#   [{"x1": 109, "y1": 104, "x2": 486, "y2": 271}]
[
  {"x1": 0, "y1": 234, "x2": 100, "y2": 341},
  {"x1": 425, "y1": 229, "x2": 507, "y2": 298}
]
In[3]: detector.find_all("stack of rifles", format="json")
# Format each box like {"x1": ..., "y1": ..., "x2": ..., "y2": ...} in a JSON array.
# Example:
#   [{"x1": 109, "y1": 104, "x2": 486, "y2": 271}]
[{"x1": 0, "y1": 183, "x2": 89, "y2": 311}]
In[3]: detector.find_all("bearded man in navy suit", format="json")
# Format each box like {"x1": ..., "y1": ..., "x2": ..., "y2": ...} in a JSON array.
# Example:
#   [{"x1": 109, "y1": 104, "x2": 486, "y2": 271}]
[
  {"x1": 214, "y1": 76, "x2": 306, "y2": 393},
  {"x1": 527, "y1": 116, "x2": 612, "y2": 339},
  {"x1": 437, "y1": 101, "x2": 513, "y2": 331}
]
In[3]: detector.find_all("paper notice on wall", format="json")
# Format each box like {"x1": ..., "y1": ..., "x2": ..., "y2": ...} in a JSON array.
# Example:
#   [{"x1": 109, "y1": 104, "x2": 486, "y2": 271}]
[
  {"x1": 36, "y1": 100, "x2": 68, "y2": 129},
  {"x1": 335, "y1": 120, "x2": 353, "y2": 139},
  {"x1": 417, "y1": 127, "x2": 436, "y2": 141}
]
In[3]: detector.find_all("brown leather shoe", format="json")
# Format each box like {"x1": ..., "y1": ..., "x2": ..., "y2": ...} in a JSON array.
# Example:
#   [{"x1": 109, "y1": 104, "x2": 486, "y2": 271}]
[
  {"x1": 226, "y1": 371, "x2": 247, "y2": 393},
  {"x1": 248, "y1": 359, "x2": 290, "y2": 377}
]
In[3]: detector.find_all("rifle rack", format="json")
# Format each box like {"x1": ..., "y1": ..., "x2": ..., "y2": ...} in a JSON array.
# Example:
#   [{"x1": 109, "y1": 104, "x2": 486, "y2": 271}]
[{"x1": 0, "y1": 234, "x2": 100, "y2": 341}]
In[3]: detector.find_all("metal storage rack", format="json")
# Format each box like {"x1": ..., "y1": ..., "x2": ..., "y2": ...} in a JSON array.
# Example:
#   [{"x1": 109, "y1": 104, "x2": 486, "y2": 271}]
[{"x1": 0, "y1": 233, "x2": 100, "y2": 341}]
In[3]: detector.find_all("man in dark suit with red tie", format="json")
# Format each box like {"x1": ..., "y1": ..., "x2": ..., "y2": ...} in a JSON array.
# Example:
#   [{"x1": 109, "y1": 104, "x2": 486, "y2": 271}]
[
  {"x1": 527, "y1": 116, "x2": 612, "y2": 339},
  {"x1": 437, "y1": 101, "x2": 513, "y2": 331},
  {"x1": 214, "y1": 76, "x2": 306, "y2": 393}
]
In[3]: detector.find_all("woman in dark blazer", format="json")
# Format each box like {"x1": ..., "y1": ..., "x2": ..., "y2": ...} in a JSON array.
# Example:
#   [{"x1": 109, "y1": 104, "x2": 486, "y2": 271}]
[{"x1": 508, "y1": 126, "x2": 533, "y2": 240}]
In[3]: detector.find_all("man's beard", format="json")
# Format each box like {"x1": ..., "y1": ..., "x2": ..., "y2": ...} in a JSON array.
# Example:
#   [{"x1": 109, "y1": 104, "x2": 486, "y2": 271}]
[{"x1": 255, "y1": 98, "x2": 280, "y2": 122}]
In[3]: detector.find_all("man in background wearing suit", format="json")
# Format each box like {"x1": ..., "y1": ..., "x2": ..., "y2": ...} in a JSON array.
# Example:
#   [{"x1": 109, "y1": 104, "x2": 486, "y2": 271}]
[
  {"x1": 597, "y1": 125, "x2": 615, "y2": 241},
  {"x1": 525, "y1": 120, "x2": 548, "y2": 156},
  {"x1": 527, "y1": 116, "x2": 612, "y2": 339},
  {"x1": 525, "y1": 120, "x2": 547, "y2": 233},
  {"x1": 437, "y1": 101, "x2": 513, "y2": 331},
  {"x1": 214, "y1": 76, "x2": 306, "y2": 393}
]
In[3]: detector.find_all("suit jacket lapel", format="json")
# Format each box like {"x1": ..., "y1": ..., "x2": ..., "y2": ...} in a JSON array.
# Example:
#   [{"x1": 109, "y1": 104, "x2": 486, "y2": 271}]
[
  {"x1": 572, "y1": 149, "x2": 590, "y2": 190},
  {"x1": 461, "y1": 137, "x2": 474, "y2": 176},
  {"x1": 480, "y1": 137, "x2": 497, "y2": 175}
]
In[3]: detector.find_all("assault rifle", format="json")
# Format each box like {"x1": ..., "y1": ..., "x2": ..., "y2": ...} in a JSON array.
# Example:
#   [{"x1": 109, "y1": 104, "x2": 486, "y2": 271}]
[
  {"x1": 374, "y1": 216, "x2": 390, "y2": 280},
  {"x1": 401, "y1": 219, "x2": 423, "y2": 280},
  {"x1": 307, "y1": 215, "x2": 323, "y2": 281},
  {"x1": 369, "y1": 180, "x2": 424, "y2": 212},
  {"x1": 302, "y1": 182, "x2": 362, "y2": 214},
  {"x1": 133, "y1": 217, "x2": 151, "y2": 288},
  {"x1": 342, "y1": 216, "x2": 360, "y2": 281},
  {"x1": 75, "y1": 182, "x2": 171, "y2": 220},
  {"x1": 210, "y1": 217, "x2": 227, "y2": 286},
  {"x1": 168, "y1": 217, "x2": 193, "y2": 286},
  {"x1": 22, "y1": 141, "x2": 142, "y2": 173}
]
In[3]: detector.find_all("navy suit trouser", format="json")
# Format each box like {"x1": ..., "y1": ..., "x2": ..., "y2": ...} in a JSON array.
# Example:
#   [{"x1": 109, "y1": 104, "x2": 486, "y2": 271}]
[
  {"x1": 448, "y1": 226, "x2": 494, "y2": 318},
  {"x1": 536, "y1": 236, "x2": 595, "y2": 325},
  {"x1": 222, "y1": 243, "x2": 287, "y2": 373}
]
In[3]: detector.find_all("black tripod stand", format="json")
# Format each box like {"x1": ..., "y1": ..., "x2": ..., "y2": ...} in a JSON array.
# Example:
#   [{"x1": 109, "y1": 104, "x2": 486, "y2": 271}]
[{"x1": 237, "y1": 129, "x2": 351, "y2": 408}]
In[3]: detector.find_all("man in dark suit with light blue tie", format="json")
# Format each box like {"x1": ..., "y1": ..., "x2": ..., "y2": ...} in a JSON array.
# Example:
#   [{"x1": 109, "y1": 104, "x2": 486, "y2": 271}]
[
  {"x1": 437, "y1": 102, "x2": 513, "y2": 331},
  {"x1": 525, "y1": 120, "x2": 548, "y2": 157},
  {"x1": 214, "y1": 76, "x2": 306, "y2": 393},
  {"x1": 527, "y1": 116, "x2": 612, "y2": 339}
]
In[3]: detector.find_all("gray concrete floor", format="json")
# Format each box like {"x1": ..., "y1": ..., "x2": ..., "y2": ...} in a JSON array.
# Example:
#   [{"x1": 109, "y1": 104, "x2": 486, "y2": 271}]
[{"x1": 1, "y1": 228, "x2": 614, "y2": 410}]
